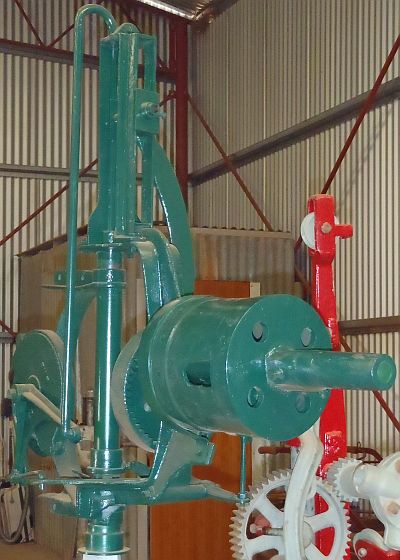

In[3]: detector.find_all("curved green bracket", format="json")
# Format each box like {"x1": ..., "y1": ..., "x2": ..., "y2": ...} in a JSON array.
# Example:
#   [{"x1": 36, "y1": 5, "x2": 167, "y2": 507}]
[
  {"x1": 57, "y1": 289, "x2": 96, "y2": 345},
  {"x1": 137, "y1": 138, "x2": 195, "y2": 296},
  {"x1": 134, "y1": 229, "x2": 184, "y2": 319}
]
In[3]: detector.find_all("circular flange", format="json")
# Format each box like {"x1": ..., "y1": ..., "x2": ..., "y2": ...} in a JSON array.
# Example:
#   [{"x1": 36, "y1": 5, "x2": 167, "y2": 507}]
[{"x1": 226, "y1": 295, "x2": 331, "y2": 441}]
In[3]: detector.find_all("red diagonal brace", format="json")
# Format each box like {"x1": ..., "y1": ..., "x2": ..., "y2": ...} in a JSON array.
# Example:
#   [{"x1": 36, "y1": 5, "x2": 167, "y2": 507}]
[
  {"x1": 0, "y1": 319, "x2": 16, "y2": 339},
  {"x1": 0, "y1": 159, "x2": 98, "y2": 250},
  {"x1": 46, "y1": 0, "x2": 105, "y2": 48},
  {"x1": 13, "y1": 0, "x2": 44, "y2": 46},
  {"x1": 294, "y1": 32, "x2": 400, "y2": 254}
]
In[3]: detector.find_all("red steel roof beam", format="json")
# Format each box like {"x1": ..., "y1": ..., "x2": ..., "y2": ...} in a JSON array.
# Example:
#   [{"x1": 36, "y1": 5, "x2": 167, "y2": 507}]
[
  {"x1": 46, "y1": 0, "x2": 105, "y2": 48},
  {"x1": 188, "y1": 94, "x2": 274, "y2": 231},
  {"x1": 13, "y1": 0, "x2": 44, "y2": 45}
]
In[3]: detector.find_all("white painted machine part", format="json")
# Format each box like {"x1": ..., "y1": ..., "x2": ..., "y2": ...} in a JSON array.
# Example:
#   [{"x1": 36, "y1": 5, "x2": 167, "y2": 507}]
[
  {"x1": 353, "y1": 462, "x2": 400, "y2": 500},
  {"x1": 330, "y1": 452, "x2": 400, "y2": 549},
  {"x1": 283, "y1": 424, "x2": 323, "y2": 560},
  {"x1": 229, "y1": 470, "x2": 349, "y2": 559},
  {"x1": 81, "y1": 555, "x2": 123, "y2": 560}
]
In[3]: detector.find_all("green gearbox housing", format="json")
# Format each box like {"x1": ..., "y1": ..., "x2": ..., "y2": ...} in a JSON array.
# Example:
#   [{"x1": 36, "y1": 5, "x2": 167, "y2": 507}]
[{"x1": 113, "y1": 293, "x2": 396, "y2": 448}]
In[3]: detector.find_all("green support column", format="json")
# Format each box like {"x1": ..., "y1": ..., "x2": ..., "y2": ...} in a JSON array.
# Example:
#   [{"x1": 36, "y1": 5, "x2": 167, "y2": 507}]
[
  {"x1": 90, "y1": 249, "x2": 124, "y2": 476},
  {"x1": 86, "y1": 508, "x2": 125, "y2": 556}
]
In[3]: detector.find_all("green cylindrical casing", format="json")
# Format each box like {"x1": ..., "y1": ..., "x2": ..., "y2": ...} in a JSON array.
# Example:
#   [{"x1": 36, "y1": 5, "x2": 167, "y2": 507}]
[
  {"x1": 133, "y1": 294, "x2": 396, "y2": 442},
  {"x1": 136, "y1": 294, "x2": 329, "y2": 442}
]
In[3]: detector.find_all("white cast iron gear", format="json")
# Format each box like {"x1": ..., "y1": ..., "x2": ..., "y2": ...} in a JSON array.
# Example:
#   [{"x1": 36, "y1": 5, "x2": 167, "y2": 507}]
[
  {"x1": 326, "y1": 457, "x2": 362, "y2": 503},
  {"x1": 230, "y1": 469, "x2": 350, "y2": 560}
]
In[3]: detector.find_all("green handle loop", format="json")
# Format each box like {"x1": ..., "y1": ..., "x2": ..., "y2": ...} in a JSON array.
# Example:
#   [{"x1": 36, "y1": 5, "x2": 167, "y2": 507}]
[{"x1": 62, "y1": 5, "x2": 117, "y2": 441}]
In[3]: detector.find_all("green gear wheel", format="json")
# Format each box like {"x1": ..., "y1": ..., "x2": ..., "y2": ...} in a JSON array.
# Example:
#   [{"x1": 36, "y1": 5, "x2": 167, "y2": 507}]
[
  {"x1": 12, "y1": 330, "x2": 64, "y2": 406},
  {"x1": 111, "y1": 333, "x2": 161, "y2": 452},
  {"x1": 12, "y1": 329, "x2": 65, "y2": 456}
]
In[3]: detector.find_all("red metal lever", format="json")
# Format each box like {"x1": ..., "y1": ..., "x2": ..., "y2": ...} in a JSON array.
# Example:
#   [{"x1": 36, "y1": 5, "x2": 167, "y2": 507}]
[
  {"x1": 307, "y1": 194, "x2": 353, "y2": 351},
  {"x1": 354, "y1": 539, "x2": 400, "y2": 559},
  {"x1": 307, "y1": 195, "x2": 352, "y2": 558}
]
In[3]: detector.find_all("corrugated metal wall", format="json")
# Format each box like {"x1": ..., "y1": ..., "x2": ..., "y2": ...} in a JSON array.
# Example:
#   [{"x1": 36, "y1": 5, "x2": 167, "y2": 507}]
[
  {"x1": 0, "y1": 0, "x2": 175, "y2": 477},
  {"x1": 191, "y1": 0, "x2": 400, "y2": 457}
]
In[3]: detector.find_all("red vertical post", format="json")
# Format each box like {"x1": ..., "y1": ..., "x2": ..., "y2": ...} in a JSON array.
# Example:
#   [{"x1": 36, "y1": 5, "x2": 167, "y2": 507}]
[
  {"x1": 307, "y1": 195, "x2": 353, "y2": 558},
  {"x1": 174, "y1": 19, "x2": 189, "y2": 205}
]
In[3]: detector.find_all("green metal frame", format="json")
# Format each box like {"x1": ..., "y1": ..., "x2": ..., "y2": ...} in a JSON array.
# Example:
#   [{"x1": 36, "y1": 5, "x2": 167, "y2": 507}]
[
  {"x1": 9, "y1": 5, "x2": 199, "y2": 554},
  {"x1": 8, "y1": 5, "x2": 397, "y2": 557}
]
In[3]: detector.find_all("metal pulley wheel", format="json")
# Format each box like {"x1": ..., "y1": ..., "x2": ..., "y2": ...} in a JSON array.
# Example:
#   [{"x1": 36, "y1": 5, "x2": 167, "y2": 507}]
[
  {"x1": 230, "y1": 469, "x2": 350, "y2": 560},
  {"x1": 111, "y1": 332, "x2": 161, "y2": 452},
  {"x1": 11, "y1": 329, "x2": 82, "y2": 490},
  {"x1": 300, "y1": 212, "x2": 339, "y2": 250}
]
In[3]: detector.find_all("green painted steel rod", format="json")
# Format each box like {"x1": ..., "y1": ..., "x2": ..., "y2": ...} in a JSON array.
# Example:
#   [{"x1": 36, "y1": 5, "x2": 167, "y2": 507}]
[
  {"x1": 239, "y1": 436, "x2": 249, "y2": 503},
  {"x1": 268, "y1": 350, "x2": 396, "y2": 392},
  {"x1": 62, "y1": 5, "x2": 117, "y2": 440},
  {"x1": 92, "y1": 250, "x2": 124, "y2": 474}
]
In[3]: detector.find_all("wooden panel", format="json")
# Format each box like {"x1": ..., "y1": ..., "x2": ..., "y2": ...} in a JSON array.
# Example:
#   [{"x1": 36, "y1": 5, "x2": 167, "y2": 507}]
[
  {"x1": 195, "y1": 279, "x2": 251, "y2": 298},
  {"x1": 150, "y1": 280, "x2": 253, "y2": 560},
  {"x1": 151, "y1": 435, "x2": 251, "y2": 560}
]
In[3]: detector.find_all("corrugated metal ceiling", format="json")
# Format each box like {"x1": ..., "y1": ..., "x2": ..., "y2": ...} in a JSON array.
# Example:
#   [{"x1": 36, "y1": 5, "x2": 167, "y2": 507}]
[{"x1": 135, "y1": 0, "x2": 237, "y2": 20}]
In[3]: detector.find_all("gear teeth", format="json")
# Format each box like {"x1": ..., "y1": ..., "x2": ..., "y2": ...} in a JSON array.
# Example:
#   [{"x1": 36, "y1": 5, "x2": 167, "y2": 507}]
[
  {"x1": 326, "y1": 458, "x2": 362, "y2": 503},
  {"x1": 230, "y1": 469, "x2": 351, "y2": 560}
]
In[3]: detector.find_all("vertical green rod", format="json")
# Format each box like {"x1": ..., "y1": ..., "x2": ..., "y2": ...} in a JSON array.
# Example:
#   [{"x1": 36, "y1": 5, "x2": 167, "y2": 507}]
[
  {"x1": 239, "y1": 436, "x2": 250, "y2": 504},
  {"x1": 62, "y1": 5, "x2": 117, "y2": 440},
  {"x1": 91, "y1": 249, "x2": 124, "y2": 474}
]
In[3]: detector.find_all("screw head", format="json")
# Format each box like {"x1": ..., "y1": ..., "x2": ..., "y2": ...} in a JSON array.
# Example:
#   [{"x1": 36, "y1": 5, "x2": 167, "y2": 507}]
[
  {"x1": 295, "y1": 393, "x2": 311, "y2": 413},
  {"x1": 252, "y1": 322, "x2": 266, "y2": 342},
  {"x1": 301, "y1": 327, "x2": 313, "y2": 347},
  {"x1": 321, "y1": 222, "x2": 333, "y2": 233},
  {"x1": 247, "y1": 386, "x2": 264, "y2": 408},
  {"x1": 387, "y1": 501, "x2": 400, "y2": 515},
  {"x1": 357, "y1": 548, "x2": 367, "y2": 558}
]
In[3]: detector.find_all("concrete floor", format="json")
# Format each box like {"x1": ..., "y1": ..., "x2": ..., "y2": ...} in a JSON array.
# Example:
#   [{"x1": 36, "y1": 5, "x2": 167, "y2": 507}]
[{"x1": 0, "y1": 541, "x2": 62, "y2": 560}]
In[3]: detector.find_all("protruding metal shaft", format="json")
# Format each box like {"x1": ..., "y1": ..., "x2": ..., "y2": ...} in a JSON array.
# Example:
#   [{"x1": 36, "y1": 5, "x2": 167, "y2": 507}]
[{"x1": 267, "y1": 349, "x2": 396, "y2": 392}]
